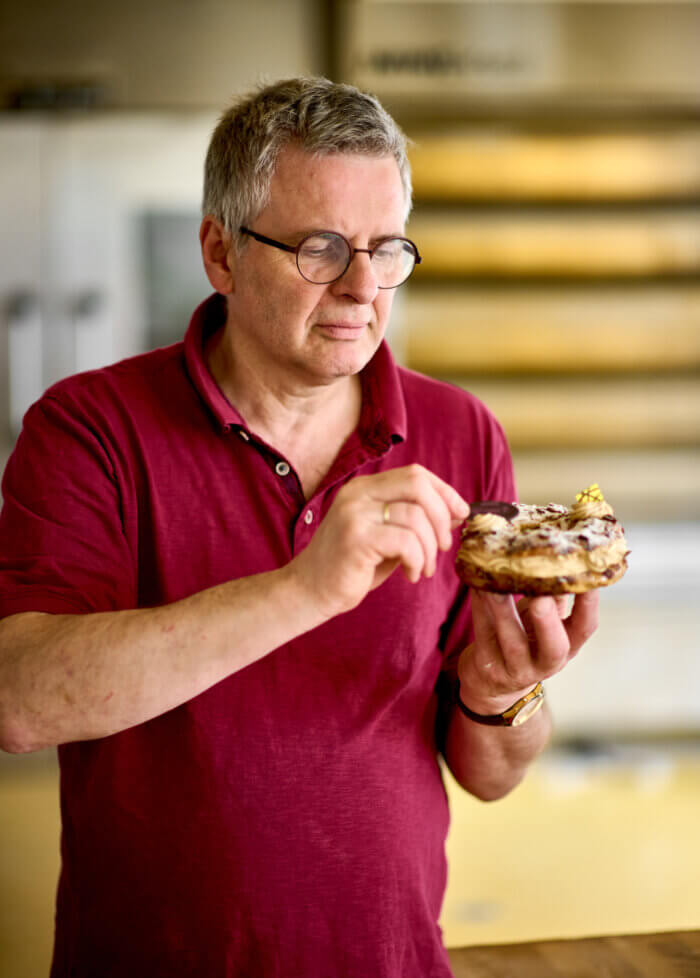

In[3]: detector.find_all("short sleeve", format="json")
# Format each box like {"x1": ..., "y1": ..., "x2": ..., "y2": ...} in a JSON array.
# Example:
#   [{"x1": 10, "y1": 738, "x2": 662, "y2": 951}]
[{"x1": 0, "y1": 393, "x2": 137, "y2": 618}]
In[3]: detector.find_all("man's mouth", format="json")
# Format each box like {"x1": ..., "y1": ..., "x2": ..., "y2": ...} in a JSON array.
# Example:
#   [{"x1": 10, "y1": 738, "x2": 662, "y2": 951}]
[{"x1": 316, "y1": 321, "x2": 369, "y2": 337}]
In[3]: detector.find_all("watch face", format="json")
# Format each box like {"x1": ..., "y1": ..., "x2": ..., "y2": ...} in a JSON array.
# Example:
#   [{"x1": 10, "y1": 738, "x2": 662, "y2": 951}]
[{"x1": 511, "y1": 692, "x2": 545, "y2": 726}]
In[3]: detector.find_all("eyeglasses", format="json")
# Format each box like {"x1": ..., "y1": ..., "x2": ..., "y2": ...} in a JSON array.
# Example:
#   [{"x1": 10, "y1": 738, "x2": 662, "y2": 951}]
[{"x1": 239, "y1": 226, "x2": 421, "y2": 289}]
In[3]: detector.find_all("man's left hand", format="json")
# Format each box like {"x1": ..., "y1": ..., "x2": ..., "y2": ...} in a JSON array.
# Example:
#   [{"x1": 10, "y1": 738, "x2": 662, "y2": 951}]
[{"x1": 457, "y1": 590, "x2": 599, "y2": 716}]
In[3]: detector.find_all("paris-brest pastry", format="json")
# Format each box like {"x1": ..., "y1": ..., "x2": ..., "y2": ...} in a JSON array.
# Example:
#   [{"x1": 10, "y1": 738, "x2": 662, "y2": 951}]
[{"x1": 456, "y1": 484, "x2": 629, "y2": 596}]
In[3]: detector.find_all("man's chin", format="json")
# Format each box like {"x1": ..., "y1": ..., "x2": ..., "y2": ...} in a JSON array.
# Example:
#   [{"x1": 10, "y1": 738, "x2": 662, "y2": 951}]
[{"x1": 322, "y1": 338, "x2": 381, "y2": 379}]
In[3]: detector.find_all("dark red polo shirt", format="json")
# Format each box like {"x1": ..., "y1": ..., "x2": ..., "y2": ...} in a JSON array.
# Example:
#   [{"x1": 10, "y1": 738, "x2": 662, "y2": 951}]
[{"x1": 0, "y1": 294, "x2": 515, "y2": 978}]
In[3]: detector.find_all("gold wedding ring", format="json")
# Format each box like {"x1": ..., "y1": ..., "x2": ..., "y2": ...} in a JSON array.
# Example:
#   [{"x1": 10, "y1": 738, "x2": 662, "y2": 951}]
[{"x1": 382, "y1": 502, "x2": 391, "y2": 524}]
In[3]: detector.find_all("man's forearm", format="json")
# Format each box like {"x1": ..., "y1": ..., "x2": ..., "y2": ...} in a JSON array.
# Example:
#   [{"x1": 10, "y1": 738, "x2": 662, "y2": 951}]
[
  {"x1": 0, "y1": 564, "x2": 326, "y2": 753},
  {"x1": 443, "y1": 700, "x2": 552, "y2": 802}
]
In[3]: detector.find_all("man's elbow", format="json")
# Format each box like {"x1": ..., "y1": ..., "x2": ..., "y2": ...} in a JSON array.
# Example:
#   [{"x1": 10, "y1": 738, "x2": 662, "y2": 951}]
[
  {"x1": 0, "y1": 706, "x2": 44, "y2": 754},
  {"x1": 449, "y1": 763, "x2": 527, "y2": 803},
  {"x1": 0, "y1": 612, "x2": 55, "y2": 753},
  {"x1": 468, "y1": 779, "x2": 521, "y2": 803},
  {"x1": 0, "y1": 732, "x2": 36, "y2": 754}
]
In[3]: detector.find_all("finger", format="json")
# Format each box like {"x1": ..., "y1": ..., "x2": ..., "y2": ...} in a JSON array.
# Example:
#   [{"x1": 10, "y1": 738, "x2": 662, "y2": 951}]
[
  {"x1": 477, "y1": 591, "x2": 535, "y2": 687},
  {"x1": 563, "y1": 590, "x2": 599, "y2": 655},
  {"x1": 519, "y1": 593, "x2": 570, "y2": 620},
  {"x1": 360, "y1": 463, "x2": 469, "y2": 515},
  {"x1": 470, "y1": 589, "x2": 510, "y2": 652},
  {"x1": 520, "y1": 596, "x2": 571, "y2": 674},
  {"x1": 405, "y1": 468, "x2": 467, "y2": 551},
  {"x1": 383, "y1": 501, "x2": 438, "y2": 577},
  {"x1": 367, "y1": 466, "x2": 469, "y2": 551},
  {"x1": 388, "y1": 469, "x2": 452, "y2": 553},
  {"x1": 464, "y1": 591, "x2": 508, "y2": 687},
  {"x1": 375, "y1": 522, "x2": 428, "y2": 584},
  {"x1": 422, "y1": 467, "x2": 471, "y2": 522}
]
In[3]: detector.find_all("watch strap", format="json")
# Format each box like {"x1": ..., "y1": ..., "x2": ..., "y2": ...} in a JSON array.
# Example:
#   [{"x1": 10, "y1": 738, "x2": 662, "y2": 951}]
[{"x1": 456, "y1": 681, "x2": 545, "y2": 727}]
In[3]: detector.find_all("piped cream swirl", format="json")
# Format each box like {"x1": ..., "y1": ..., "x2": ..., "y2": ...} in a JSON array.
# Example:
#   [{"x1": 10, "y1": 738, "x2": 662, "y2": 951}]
[
  {"x1": 469, "y1": 513, "x2": 508, "y2": 532},
  {"x1": 570, "y1": 499, "x2": 614, "y2": 520}
]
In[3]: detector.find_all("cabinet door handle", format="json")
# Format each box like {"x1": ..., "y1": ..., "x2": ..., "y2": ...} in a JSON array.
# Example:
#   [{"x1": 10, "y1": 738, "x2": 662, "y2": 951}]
[
  {"x1": 70, "y1": 289, "x2": 108, "y2": 374},
  {"x1": 71, "y1": 290, "x2": 103, "y2": 321},
  {"x1": 4, "y1": 290, "x2": 43, "y2": 439}
]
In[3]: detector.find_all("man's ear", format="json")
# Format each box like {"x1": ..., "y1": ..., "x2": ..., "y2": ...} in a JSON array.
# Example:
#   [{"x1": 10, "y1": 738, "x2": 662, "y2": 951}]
[{"x1": 200, "y1": 217, "x2": 235, "y2": 294}]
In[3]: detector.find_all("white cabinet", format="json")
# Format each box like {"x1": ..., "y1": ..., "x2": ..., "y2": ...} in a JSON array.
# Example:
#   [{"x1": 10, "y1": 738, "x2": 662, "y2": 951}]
[
  {"x1": 0, "y1": 113, "x2": 214, "y2": 455},
  {"x1": 0, "y1": 121, "x2": 43, "y2": 447}
]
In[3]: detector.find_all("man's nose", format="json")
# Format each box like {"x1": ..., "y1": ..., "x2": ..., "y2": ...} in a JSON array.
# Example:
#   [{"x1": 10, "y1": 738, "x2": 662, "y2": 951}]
[{"x1": 331, "y1": 250, "x2": 380, "y2": 304}]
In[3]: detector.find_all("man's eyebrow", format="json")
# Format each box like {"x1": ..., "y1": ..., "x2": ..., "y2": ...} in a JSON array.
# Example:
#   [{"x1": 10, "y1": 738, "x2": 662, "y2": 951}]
[
  {"x1": 287, "y1": 227, "x2": 320, "y2": 240},
  {"x1": 289, "y1": 226, "x2": 343, "y2": 240},
  {"x1": 286, "y1": 227, "x2": 407, "y2": 243}
]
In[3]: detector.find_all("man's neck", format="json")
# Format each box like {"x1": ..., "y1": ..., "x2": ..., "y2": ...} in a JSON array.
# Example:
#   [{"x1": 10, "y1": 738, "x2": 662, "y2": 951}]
[{"x1": 207, "y1": 327, "x2": 363, "y2": 497}]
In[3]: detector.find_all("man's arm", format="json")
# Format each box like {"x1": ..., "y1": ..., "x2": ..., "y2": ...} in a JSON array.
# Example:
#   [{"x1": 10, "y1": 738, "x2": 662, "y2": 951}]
[
  {"x1": 0, "y1": 464, "x2": 468, "y2": 753},
  {"x1": 443, "y1": 590, "x2": 598, "y2": 801},
  {"x1": 0, "y1": 567, "x2": 326, "y2": 753}
]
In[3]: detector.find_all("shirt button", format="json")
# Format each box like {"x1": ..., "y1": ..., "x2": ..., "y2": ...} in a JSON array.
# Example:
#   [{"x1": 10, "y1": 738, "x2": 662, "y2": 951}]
[
  {"x1": 304, "y1": 509, "x2": 314, "y2": 525},
  {"x1": 275, "y1": 460, "x2": 291, "y2": 477}
]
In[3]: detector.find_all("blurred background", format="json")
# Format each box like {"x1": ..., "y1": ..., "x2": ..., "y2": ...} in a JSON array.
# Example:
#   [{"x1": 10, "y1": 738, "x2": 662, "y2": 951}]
[{"x1": 1, "y1": 0, "x2": 699, "y2": 973}]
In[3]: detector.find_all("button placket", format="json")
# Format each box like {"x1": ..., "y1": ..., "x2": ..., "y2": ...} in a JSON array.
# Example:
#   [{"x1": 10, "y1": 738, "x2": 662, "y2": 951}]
[{"x1": 292, "y1": 503, "x2": 319, "y2": 552}]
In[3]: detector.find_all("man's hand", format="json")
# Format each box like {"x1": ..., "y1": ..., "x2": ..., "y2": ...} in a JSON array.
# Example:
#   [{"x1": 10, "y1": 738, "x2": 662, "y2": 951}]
[
  {"x1": 457, "y1": 590, "x2": 599, "y2": 716},
  {"x1": 443, "y1": 590, "x2": 598, "y2": 800},
  {"x1": 290, "y1": 464, "x2": 469, "y2": 620}
]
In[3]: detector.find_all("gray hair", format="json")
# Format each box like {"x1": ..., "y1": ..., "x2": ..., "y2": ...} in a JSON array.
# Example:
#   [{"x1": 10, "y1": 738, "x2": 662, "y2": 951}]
[{"x1": 202, "y1": 76, "x2": 412, "y2": 249}]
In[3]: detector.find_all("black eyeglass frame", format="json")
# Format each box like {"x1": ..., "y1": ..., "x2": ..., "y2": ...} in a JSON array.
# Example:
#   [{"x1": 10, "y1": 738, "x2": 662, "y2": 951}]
[{"x1": 239, "y1": 225, "x2": 422, "y2": 288}]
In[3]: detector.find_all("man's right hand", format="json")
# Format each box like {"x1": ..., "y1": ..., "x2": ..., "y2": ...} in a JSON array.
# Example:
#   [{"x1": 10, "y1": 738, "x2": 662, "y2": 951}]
[{"x1": 289, "y1": 464, "x2": 470, "y2": 620}]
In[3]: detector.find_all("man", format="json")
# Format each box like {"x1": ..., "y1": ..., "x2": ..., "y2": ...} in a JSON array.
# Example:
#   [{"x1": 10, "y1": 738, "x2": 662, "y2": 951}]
[{"x1": 0, "y1": 78, "x2": 597, "y2": 977}]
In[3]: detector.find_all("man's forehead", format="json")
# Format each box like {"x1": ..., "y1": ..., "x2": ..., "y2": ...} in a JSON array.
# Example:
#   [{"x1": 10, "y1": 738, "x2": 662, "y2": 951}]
[
  {"x1": 272, "y1": 144, "x2": 400, "y2": 180},
  {"x1": 264, "y1": 146, "x2": 407, "y2": 231}
]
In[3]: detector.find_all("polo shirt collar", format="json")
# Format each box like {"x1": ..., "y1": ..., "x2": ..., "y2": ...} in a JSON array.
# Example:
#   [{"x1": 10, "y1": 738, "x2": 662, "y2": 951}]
[
  {"x1": 184, "y1": 293, "x2": 244, "y2": 430},
  {"x1": 357, "y1": 331, "x2": 407, "y2": 452},
  {"x1": 184, "y1": 293, "x2": 407, "y2": 451}
]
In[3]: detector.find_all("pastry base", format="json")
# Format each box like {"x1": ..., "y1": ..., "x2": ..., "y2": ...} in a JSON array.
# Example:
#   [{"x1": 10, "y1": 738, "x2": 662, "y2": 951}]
[{"x1": 456, "y1": 555, "x2": 629, "y2": 595}]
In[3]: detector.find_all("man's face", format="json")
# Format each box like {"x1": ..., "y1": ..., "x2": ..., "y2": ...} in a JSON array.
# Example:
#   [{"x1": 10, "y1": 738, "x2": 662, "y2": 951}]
[{"x1": 227, "y1": 145, "x2": 408, "y2": 386}]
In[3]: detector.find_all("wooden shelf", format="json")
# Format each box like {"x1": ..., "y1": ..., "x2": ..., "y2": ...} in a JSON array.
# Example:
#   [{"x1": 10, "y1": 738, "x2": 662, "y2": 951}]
[
  {"x1": 443, "y1": 376, "x2": 700, "y2": 449},
  {"x1": 407, "y1": 210, "x2": 700, "y2": 278},
  {"x1": 398, "y1": 285, "x2": 700, "y2": 374},
  {"x1": 408, "y1": 130, "x2": 700, "y2": 202}
]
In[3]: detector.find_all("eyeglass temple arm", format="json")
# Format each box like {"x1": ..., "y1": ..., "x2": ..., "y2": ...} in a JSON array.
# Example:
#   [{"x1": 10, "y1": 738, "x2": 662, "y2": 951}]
[{"x1": 239, "y1": 226, "x2": 297, "y2": 254}]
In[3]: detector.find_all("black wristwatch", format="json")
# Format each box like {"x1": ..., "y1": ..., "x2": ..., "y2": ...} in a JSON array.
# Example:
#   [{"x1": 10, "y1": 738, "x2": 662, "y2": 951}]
[{"x1": 456, "y1": 680, "x2": 545, "y2": 727}]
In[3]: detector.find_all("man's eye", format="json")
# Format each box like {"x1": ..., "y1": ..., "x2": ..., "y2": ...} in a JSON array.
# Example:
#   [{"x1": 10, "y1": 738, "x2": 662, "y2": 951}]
[
  {"x1": 303, "y1": 246, "x2": 334, "y2": 259},
  {"x1": 373, "y1": 241, "x2": 401, "y2": 262},
  {"x1": 301, "y1": 239, "x2": 342, "y2": 260}
]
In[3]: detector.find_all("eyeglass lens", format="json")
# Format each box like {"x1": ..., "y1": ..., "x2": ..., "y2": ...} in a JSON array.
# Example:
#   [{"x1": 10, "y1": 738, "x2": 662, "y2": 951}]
[{"x1": 297, "y1": 233, "x2": 416, "y2": 287}]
